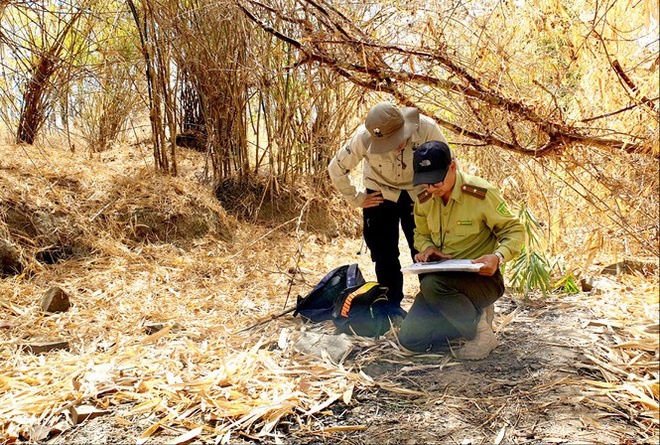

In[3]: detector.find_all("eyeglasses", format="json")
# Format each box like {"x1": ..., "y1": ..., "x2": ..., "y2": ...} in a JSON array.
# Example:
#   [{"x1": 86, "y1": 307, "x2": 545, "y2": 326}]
[{"x1": 423, "y1": 180, "x2": 443, "y2": 188}]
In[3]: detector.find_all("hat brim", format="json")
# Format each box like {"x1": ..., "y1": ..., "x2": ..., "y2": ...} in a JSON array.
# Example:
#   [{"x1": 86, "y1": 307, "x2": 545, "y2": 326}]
[
  {"x1": 366, "y1": 107, "x2": 420, "y2": 154},
  {"x1": 413, "y1": 167, "x2": 449, "y2": 186}
]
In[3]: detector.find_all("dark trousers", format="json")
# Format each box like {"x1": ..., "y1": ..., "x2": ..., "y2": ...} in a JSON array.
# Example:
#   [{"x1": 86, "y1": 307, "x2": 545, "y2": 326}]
[
  {"x1": 363, "y1": 190, "x2": 417, "y2": 307},
  {"x1": 398, "y1": 271, "x2": 504, "y2": 352}
]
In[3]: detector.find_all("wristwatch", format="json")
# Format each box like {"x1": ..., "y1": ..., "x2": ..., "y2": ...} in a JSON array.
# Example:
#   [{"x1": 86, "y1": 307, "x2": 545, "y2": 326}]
[{"x1": 494, "y1": 251, "x2": 505, "y2": 268}]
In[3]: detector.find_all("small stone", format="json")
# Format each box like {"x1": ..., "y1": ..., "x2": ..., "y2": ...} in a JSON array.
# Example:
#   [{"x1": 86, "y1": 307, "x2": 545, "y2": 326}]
[
  {"x1": 144, "y1": 322, "x2": 180, "y2": 335},
  {"x1": 580, "y1": 277, "x2": 594, "y2": 292},
  {"x1": 144, "y1": 323, "x2": 164, "y2": 335},
  {"x1": 294, "y1": 331, "x2": 353, "y2": 363},
  {"x1": 41, "y1": 287, "x2": 70, "y2": 313},
  {"x1": 69, "y1": 405, "x2": 111, "y2": 425},
  {"x1": 21, "y1": 340, "x2": 70, "y2": 354}
]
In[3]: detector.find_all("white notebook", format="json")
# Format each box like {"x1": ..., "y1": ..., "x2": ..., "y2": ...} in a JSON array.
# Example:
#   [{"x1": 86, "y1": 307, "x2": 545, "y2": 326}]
[{"x1": 401, "y1": 259, "x2": 484, "y2": 274}]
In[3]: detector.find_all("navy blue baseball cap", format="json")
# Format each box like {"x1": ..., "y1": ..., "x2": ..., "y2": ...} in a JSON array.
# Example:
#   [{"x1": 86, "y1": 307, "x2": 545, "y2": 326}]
[{"x1": 413, "y1": 141, "x2": 453, "y2": 186}]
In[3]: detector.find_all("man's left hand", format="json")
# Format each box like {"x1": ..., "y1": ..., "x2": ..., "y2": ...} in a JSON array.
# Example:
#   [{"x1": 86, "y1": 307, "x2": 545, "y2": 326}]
[{"x1": 472, "y1": 254, "x2": 499, "y2": 276}]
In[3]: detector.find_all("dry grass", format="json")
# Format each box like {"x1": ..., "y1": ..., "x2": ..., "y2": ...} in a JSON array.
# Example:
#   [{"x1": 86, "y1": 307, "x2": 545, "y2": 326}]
[
  {"x1": 0, "y1": 143, "x2": 373, "y2": 442},
  {"x1": 0, "y1": 142, "x2": 657, "y2": 443},
  {"x1": 547, "y1": 275, "x2": 659, "y2": 437}
]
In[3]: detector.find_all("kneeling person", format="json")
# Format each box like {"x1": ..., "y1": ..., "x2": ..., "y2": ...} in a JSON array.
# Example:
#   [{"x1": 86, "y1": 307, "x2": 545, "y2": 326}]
[{"x1": 398, "y1": 141, "x2": 524, "y2": 360}]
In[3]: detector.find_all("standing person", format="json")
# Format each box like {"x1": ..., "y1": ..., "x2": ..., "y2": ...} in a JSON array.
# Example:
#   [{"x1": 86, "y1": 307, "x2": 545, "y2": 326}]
[
  {"x1": 398, "y1": 140, "x2": 524, "y2": 359},
  {"x1": 328, "y1": 102, "x2": 447, "y2": 318}
]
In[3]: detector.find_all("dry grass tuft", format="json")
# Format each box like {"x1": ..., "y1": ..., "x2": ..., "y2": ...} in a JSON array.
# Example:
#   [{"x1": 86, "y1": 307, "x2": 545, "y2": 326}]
[
  {"x1": 0, "y1": 144, "x2": 236, "y2": 269},
  {"x1": 215, "y1": 176, "x2": 361, "y2": 238},
  {"x1": 101, "y1": 170, "x2": 236, "y2": 245}
]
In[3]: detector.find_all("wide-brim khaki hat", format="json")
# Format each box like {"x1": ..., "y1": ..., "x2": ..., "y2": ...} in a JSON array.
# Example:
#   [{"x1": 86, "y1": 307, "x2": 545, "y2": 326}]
[{"x1": 364, "y1": 103, "x2": 420, "y2": 154}]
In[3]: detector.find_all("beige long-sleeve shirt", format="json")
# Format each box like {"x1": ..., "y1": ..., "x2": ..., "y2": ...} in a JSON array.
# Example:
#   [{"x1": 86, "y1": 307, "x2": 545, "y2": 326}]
[{"x1": 328, "y1": 115, "x2": 447, "y2": 207}]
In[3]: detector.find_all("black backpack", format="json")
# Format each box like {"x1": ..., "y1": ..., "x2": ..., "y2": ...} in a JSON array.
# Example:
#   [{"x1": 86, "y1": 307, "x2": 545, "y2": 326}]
[
  {"x1": 332, "y1": 282, "x2": 393, "y2": 337},
  {"x1": 293, "y1": 264, "x2": 365, "y2": 322}
]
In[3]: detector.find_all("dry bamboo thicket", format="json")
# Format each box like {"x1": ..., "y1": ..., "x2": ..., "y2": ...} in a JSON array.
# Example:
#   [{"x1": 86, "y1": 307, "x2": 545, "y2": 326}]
[
  {"x1": 128, "y1": 0, "x2": 178, "y2": 174},
  {"x1": 2, "y1": 0, "x2": 656, "y2": 262},
  {"x1": 117, "y1": 0, "x2": 363, "y2": 189},
  {"x1": 166, "y1": 0, "x2": 251, "y2": 180},
  {"x1": 164, "y1": 0, "x2": 363, "y2": 189},
  {"x1": 8, "y1": 2, "x2": 90, "y2": 145},
  {"x1": 0, "y1": 0, "x2": 143, "y2": 152}
]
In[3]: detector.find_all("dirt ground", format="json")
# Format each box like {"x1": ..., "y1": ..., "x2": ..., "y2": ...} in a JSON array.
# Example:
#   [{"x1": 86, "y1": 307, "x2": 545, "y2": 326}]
[{"x1": 302, "y1": 294, "x2": 645, "y2": 445}]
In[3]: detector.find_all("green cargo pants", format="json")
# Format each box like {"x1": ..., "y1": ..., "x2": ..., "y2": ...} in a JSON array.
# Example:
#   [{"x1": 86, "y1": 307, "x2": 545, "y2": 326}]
[{"x1": 398, "y1": 271, "x2": 505, "y2": 352}]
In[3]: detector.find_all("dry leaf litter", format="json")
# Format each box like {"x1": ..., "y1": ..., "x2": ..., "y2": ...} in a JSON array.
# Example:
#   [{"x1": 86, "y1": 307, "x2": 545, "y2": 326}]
[{"x1": 0, "y1": 144, "x2": 657, "y2": 443}]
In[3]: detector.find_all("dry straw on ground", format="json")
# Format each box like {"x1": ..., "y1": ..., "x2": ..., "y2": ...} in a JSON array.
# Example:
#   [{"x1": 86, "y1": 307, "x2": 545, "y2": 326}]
[
  {"x1": 0, "y1": 143, "x2": 658, "y2": 443},
  {"x1": 0, "y1": 144, "x2": 374, "y2": 443}
]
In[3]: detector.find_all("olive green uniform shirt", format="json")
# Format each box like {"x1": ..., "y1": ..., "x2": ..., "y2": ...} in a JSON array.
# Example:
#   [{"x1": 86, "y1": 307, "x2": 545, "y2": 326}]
[{"x1": 413, "y1": 171, "x2": 524, "y2": 262}]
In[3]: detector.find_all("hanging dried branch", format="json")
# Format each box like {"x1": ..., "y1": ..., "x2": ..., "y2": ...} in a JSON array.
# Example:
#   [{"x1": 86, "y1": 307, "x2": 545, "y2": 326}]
[
  {"x1": 611, "y1": 60, "x2": 658, "y2": 112},
  {"x1": 236, "y1": 0, "x2": 657, "y2": 157},
  {"x1": 590, "y1": 26, "x2": 658, "y2": 115}
]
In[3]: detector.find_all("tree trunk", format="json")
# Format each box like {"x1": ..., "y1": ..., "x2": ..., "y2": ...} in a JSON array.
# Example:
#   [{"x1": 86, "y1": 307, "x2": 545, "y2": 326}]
[{"x1": 16, "y1": 56, "x2": 55, "y2": 144}]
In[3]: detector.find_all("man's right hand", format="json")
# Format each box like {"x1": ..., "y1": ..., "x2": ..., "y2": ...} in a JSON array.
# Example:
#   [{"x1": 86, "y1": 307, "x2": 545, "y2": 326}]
[
  {"x1": 361, "y1": 191, "x2": 385, "y2": 208},
  {"x1": 414, "y1": 246, "x2": 452, "y2": 263}
]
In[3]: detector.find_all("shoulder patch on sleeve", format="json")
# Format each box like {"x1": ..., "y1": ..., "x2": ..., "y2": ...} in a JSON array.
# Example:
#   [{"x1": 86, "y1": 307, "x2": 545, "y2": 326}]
[
  {"x1": 496, "y1": 201, "x2": 512, "y2": 217},
  {"x1": 461, "y1": 184, "x2": 487, "y2": 200},
  {"x1": 417, "y1": 190, "x2": 432, "y2": 204}
]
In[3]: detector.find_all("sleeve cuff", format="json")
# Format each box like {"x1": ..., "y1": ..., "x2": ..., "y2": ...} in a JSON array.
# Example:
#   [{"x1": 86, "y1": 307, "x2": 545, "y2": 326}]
[
  {"x1": 417, "y1": 242, "x2": 434, "y2": 253},
  {"x1": 351, "y1": 191, "x2": 367, "y2": 208},
  {"x1": 495, "y1": 247, "x2": 514, "y2": 263}
]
